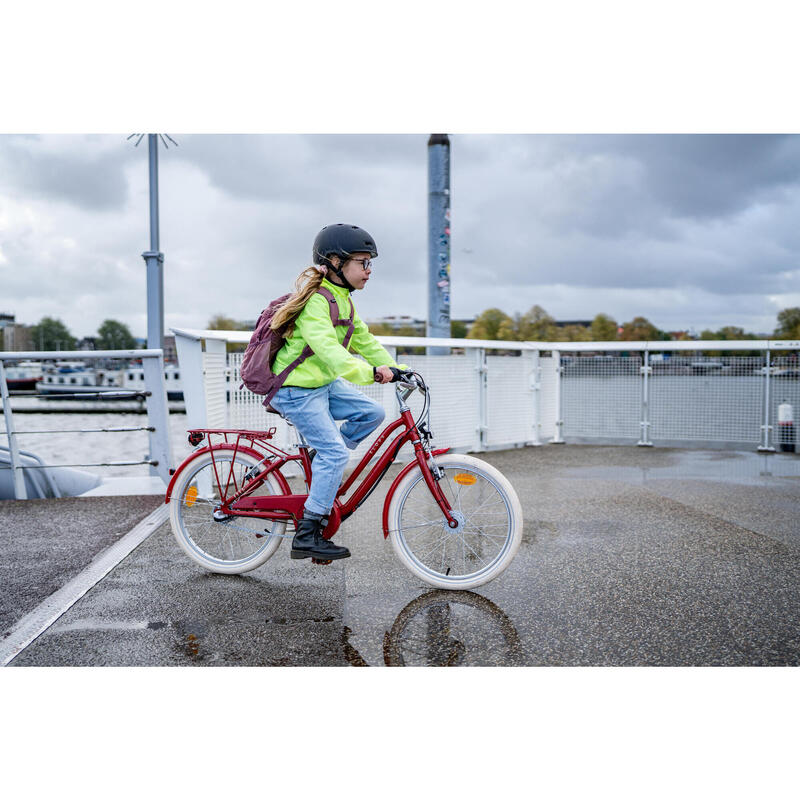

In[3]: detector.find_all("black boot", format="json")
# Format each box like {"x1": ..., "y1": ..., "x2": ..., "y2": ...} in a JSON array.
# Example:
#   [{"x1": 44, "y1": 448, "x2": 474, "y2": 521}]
[{"x1": 291, "y1": 511, "x2": 350, "y2": 561}]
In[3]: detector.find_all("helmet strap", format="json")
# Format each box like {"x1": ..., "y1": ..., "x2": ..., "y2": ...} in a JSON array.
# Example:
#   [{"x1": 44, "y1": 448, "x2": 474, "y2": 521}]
[
  {"x1": 323, "y1": 255, "x2": 356, "y2": 292},
  {"x1": 331, "y1": 266, "x2": 356, "y2": 292}
]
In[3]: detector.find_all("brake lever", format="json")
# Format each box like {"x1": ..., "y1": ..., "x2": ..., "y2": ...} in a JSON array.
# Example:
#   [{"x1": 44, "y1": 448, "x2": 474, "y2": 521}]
[{"x1": 399, "y1": 374, "x2": 426, "y2": 393}]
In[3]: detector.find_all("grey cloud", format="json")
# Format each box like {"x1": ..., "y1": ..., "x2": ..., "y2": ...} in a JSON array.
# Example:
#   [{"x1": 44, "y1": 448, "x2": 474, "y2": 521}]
[
  {"x1": 559, "y1": 134, "x2": 800, "y2": 220},
  {"x1": 449, "y1": 134, "x2": 800, "y2": 299},
  {"x1": 0, "y1": 134, "x2": 136, "y2": 211},
  {"x1": 169, "y1": 134, "x2": 424, "y2": 204}
]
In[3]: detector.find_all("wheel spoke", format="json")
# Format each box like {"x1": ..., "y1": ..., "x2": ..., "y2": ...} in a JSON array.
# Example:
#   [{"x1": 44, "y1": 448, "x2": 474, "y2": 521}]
[
  {"x1": 458, "y1": 534, "x2": 490, "y2": 567},
  {"x1": 416, "y1": 530, "x2": 452, "y2": 563},
  {"x1": 405, "y1": 525, "x2": 446, "y2": 544},
  {"x1": 463, "y1": 492, "x2": 507, "y2": 518}
]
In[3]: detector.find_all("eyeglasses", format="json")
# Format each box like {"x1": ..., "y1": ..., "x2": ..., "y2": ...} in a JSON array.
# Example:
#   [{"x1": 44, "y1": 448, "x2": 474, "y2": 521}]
[{"x1": 349, "y1": 258, "x2": 373, "y2": 271}]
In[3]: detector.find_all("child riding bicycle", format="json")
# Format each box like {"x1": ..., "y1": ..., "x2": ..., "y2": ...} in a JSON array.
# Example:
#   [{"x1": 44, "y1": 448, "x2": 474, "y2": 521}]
[{"x1": 268, "y1": 224, "x2": 406, "y2": 562}]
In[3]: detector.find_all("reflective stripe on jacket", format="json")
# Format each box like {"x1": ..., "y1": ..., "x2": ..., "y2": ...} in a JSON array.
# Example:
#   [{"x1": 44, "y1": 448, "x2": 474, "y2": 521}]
[{"x1": 272, "y1": 277, "x2": 401, "y2": 387}]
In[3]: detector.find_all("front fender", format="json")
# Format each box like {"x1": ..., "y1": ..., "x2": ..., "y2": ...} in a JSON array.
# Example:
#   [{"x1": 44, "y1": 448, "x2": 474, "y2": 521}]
[
  {"x1": 381, "y1": 448, "x2": 450, "y2": 538},
  {"x1": 164, "y1": 444, "x2": 291, "y2": 503}
]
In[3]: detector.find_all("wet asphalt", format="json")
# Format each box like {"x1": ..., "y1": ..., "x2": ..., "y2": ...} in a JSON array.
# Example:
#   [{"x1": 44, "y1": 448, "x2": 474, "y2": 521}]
[{"x1": 2, "y1": 444, "x2": 800, "y2": 666}]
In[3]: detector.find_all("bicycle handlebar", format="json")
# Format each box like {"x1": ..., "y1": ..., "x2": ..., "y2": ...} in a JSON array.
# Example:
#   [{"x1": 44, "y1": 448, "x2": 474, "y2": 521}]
[{"x1": 395, "y1": 370, "x2": 426, "y2": 393}]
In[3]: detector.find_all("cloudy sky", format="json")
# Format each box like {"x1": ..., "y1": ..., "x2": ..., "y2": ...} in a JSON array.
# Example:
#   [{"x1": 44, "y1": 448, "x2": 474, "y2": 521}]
[{"x1": 2, "y1": 133, "x2": 799, "y2": 339}]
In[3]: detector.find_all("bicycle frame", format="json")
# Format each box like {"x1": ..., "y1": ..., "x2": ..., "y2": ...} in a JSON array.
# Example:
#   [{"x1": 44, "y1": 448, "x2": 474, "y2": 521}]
[{"x1": 164, "y1": 405, "x2": 456, "y2": 540}]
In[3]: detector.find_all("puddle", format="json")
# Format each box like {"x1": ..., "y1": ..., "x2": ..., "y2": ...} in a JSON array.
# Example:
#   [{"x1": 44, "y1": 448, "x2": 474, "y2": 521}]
[{"x1": 565, "y1": 450, "x2": 800, "y2": 487}]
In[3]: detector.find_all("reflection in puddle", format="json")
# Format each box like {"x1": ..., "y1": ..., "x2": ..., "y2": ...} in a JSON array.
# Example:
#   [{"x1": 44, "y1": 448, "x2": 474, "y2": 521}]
[
  {"x1": 61, "y1": 597, "x2": 524, "y2": 666},
  {"x1": 378, "y1": 590, "x2": 524, "y2": 667}
]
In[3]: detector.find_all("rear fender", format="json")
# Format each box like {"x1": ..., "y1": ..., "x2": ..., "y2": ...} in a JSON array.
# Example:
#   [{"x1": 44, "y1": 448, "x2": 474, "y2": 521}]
[
  {"x1": 164, "y1": 444, "x2": 291, "y2": 503},
  {"x1": 381, "y1": 448, "x2": 450, "y2": 538}
]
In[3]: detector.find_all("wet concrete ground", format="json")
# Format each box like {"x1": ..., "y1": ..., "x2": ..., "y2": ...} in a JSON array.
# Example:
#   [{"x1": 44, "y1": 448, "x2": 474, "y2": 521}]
[{"x1": 2, "y1": 444, "x2": 800, "y2": 666}]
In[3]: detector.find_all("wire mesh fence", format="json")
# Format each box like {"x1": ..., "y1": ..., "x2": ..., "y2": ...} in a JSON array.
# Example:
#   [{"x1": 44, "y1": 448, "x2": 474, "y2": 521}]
[
  {"x1": 182, "y1": 332, "x2": 800, "y2": 455},
  {"x1": 562, "y1": 354, "x2": 643, "y2": 441},
  {"x1": 649, "y1": 356, "x2": 763, "y2": 444}
]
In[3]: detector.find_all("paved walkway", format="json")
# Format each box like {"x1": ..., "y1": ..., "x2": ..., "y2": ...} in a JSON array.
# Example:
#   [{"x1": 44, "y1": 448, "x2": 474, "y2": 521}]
[{"x1": 2, "y1": 445, "x2": 799, "y2": 666}]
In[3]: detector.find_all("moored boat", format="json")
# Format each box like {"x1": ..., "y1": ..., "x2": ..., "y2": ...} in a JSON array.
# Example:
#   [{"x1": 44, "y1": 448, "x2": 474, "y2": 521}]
[
  {"x1": 121, "y1": 363, "x2": 183, "y2": 400},
  {"x1": 36, "y1": 361, "x2": 123, "y2": 396},
  {"x1": 3, "y1": 360, "x2": 44, "y2": 391}
]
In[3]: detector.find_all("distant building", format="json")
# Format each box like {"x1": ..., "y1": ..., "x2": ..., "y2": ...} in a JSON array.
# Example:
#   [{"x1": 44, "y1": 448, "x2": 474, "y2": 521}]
[
  {"x1": 364, "y1": 316, "x2": 477, "y2": 338},
  {"x1": 163, "y1": 335, "x2": 177, "y2": 363},
  {"x1": 0, "y1": 314, "x2": 14, "y2": 349},
  {"x1": 134, "y1": 336, "x2": 176, "y2": 361},
  {"x1": 0, "y1": 315, "x2": 33, "y2": 352},
  {"x1": 365, "y1": 315, "x2": 426, "y2": 334},
  {"x1": 554, "y1": 319, "x2": 592, "y2": 328},
  {"x1": 77, "y1": 337, "x2": 97, "y2": 350}
]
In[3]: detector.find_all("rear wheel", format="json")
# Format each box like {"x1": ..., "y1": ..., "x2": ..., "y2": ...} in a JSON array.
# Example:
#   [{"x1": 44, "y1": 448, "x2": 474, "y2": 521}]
[
  {"x1": 169, "y1": 449, "x2": 287, "y2": 574},
  {"x1": 387, "y1": 454, "x2": 523, "y2": 590}
]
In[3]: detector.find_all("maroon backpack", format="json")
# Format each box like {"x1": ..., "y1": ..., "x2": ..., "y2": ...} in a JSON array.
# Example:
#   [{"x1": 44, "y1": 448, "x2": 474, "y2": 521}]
[{"x1": 239, "y1": 287, "x2": 355, "y2": 412}]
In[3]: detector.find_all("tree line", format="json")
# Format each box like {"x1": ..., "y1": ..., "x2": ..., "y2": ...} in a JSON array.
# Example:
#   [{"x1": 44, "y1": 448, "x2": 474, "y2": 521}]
[
  {"x1": 462, "y1": 306, "x2": 800, "y2": 343},
  {"x1": 20, "y1": 317, "x2": 138, "y2": 351},
  {"x1": 20, "y1": 306, "x2": 800, "y2": 354}
]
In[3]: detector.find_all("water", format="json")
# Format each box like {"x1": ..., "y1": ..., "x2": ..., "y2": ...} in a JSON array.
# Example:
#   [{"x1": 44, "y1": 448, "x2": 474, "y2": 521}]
[{"x1": 3, "y1": 412, "x2": 195, "y2": 479}]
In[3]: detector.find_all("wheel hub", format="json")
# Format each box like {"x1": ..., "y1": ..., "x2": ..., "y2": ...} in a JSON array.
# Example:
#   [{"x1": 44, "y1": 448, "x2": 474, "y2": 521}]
[{"x1": 447, "y1": 510, "x2": 466, "y2": 533}]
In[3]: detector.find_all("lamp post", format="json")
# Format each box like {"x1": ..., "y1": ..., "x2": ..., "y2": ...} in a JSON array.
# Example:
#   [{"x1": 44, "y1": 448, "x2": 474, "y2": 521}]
[
  {"x1": 130, "y1": 133, "x2": 177, "y2": 351},
  {"x1": 142, "y1": 134, "x2": 164, "y2": 351}
]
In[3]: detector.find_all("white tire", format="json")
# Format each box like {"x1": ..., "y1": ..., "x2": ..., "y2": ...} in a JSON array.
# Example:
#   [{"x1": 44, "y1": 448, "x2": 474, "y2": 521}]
[
  {"x1": 169, "y1": 449, "x2": 287, "y2": 574},
  {"x1": 387, "y1": 453, "x2": 523, "y2": 590}
]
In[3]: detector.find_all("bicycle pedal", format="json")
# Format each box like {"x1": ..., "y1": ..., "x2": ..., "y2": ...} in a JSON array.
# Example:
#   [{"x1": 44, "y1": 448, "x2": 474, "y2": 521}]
[{"x1": 311, "y1": 558, "x2": 333, "y2": 566}]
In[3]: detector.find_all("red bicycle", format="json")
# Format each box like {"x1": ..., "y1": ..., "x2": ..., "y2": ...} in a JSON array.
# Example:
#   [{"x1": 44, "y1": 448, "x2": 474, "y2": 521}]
[{"x1": 165, "y1": 372, "x2": 523, "y2": 590}]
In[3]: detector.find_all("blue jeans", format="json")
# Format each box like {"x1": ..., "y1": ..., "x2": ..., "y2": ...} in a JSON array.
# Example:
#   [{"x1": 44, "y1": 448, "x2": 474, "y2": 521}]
[{"x1": 270, "y1": 379, "x2": 386, "y2": 516}]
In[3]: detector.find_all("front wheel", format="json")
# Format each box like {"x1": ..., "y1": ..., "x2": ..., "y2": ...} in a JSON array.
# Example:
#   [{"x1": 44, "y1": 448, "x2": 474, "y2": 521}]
[
  {"x1": 169, "y1": 448, "x2": 287, "y2": 574},
  {"x1": 387, "y1": 454, "x2": 523, "y2": 590}
]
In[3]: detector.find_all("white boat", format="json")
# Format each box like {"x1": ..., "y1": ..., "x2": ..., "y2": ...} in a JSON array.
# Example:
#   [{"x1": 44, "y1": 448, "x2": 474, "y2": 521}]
[
  {"x1": 121, "y1": 363, "x2": 183, "y2": 400},
  {"x1": 2, "y1": 360, "x2": 44, "y2": 391},
  {"x1": 36, "y1": 361, "x2": 122, "y2": 396}
]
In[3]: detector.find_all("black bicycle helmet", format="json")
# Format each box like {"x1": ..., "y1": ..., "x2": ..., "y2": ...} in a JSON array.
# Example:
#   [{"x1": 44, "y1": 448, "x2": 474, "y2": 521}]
[
  {"x1": 312, "y1": 224, "x2": 378, "y2": 292},
  {"x1": 313, "y1": 224, "x2": 378, "y2": 265}
]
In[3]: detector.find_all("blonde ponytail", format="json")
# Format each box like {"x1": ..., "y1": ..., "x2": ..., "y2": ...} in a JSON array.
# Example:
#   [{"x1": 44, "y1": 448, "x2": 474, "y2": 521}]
[{"x1": 270, "y1": 266, "x2": 326, "y2": 337}]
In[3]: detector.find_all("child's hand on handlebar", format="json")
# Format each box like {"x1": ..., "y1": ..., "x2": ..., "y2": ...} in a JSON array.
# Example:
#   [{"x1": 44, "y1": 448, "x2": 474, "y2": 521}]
[{"x1": 373, "y1": 366, "x2": 404, "y2": 384}]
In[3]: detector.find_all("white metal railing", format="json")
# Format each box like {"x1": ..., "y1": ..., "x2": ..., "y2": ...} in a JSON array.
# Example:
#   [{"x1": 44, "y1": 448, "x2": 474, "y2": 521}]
[
  {"x1": 171, "y1": 329, "x2": 800, "y2": 456},
  {"x1": 0, "y1": 349, "x2": 174, "y2": 499}
]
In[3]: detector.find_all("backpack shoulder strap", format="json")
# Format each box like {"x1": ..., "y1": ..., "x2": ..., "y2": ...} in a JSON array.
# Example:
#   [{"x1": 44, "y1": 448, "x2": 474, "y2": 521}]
[
  {"x1": 315, "y1": 287, "x2": 356, "y2": 349},
  {"x1": 315, "y1": 287, "x2": 341, "y2": 325}
]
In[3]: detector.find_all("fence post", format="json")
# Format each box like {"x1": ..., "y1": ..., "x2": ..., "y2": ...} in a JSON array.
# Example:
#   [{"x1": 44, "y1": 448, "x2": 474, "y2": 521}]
[
  {"x1": 638, "y1": 349, "x2": 654, "y2": 446},
  {"x1": 551, "y1": 349, "x2": 564, "y2": 443},
  {"x1": 527, "y1": 349, "x2": 541, "y2": 445},
  {"x1": 175, "y1": 333, "x2": 207, "y2": 432},
  {"x1": 473, "y1": 347, "x2": 488, "y2": 451},
  {"x1": 758, "y1": 349, "x2": 775, "y2": 452},
  {"x1": 141, "y1": 351, "x2": 174, "y2": 484},
  {"x1": 0, "y1": 360, "x2": 27, "y2": 499}
]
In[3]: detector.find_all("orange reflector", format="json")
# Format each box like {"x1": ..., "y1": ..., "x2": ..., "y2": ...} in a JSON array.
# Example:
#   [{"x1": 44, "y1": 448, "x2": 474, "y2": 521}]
[
  {"x1": 454, "y1": 473, "x2": 477, "y2": 486},
  {"x1": 184, "y1": 486, "x2": 198, "y2": 507}
]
